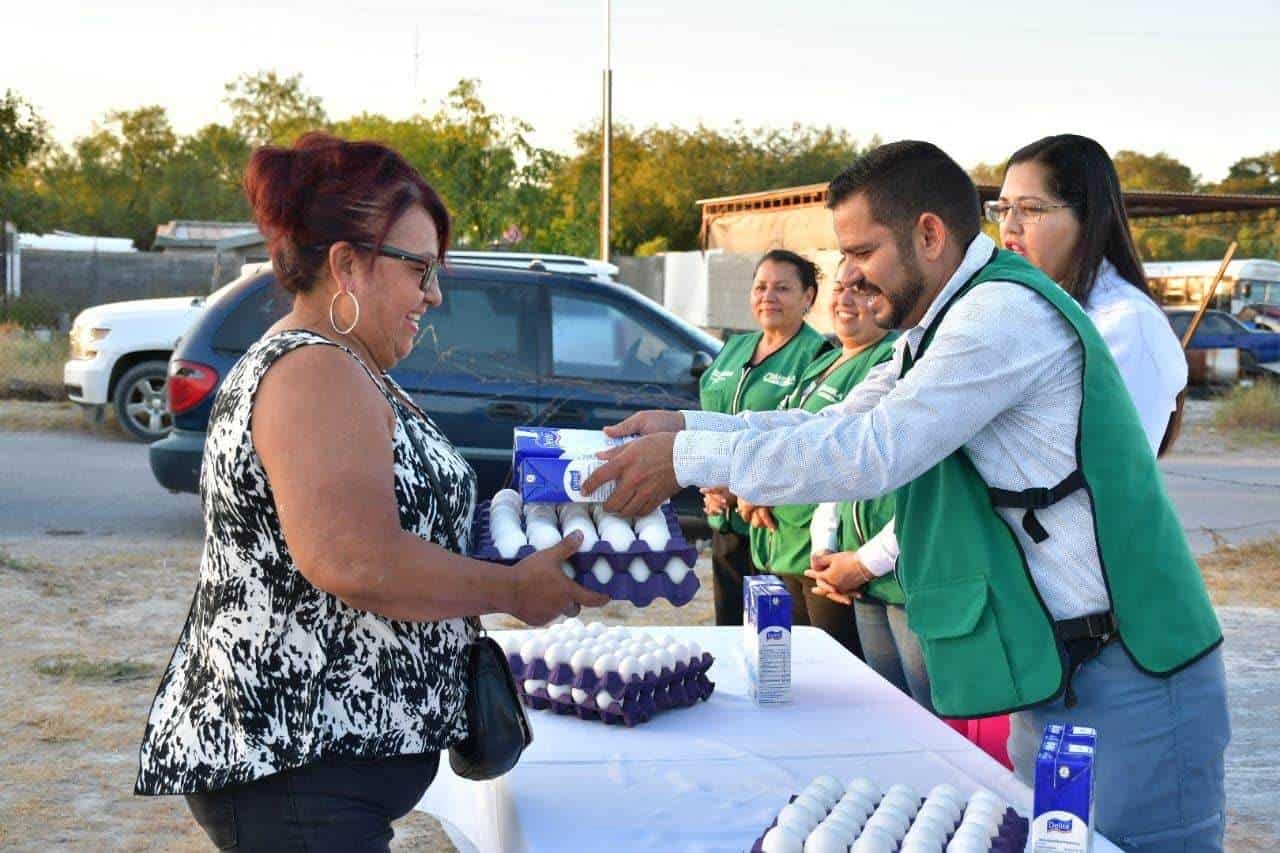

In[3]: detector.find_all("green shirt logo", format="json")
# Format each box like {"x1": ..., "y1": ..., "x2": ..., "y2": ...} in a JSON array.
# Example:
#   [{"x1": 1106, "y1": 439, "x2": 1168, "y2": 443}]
[
  {"x1": 762, "y1": 372, "x2": 797, "y2": 388},
  {"x1": 707, "y1": 368, "x2": 735, "y2": 385}
]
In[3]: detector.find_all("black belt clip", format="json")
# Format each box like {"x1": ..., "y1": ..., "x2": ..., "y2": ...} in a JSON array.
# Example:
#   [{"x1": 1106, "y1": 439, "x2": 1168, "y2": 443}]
[
  {"x1": 1056, "y1": 612, "x2": 1117, "y2": 709},
  {"x1": 989, "y1": 470, "x2": 1086, "y2": 544}
]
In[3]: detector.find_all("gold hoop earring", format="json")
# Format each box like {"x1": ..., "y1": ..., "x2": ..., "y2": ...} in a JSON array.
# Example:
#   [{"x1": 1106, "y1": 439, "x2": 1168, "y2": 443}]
[{"x1": 329, "y1": 290, "x2": 360, "y2": 335}]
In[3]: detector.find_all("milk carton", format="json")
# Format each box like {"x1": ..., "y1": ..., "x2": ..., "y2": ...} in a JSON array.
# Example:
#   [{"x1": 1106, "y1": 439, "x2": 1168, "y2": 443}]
[
  {"x1": 1032, "y1": 723, "x2": 1097, "y2": 852},
  {"x1": 743, "y1": 576, "x2": 791, "y2": 705},
  {"x1": 512, "y1": 426, "x2": 635, "y2": 470},
  {"x1": 519, "y1": 457, "x2": 616, "y2": 504}
]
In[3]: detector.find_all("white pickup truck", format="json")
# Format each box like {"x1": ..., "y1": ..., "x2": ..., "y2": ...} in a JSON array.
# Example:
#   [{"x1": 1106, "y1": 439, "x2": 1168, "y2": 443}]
[{"x1": 63, "y1": 294, "x2": 211, "y2": 441}]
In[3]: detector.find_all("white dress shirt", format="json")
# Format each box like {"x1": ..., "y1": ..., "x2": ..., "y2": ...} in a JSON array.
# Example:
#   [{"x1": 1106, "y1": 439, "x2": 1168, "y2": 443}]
[
  {"x1": 674, "y1": 233, "x2": 1115, "y2": 620},
  {"x1": 814, "y1": 257, "x2": 1189, "y2": 581}
]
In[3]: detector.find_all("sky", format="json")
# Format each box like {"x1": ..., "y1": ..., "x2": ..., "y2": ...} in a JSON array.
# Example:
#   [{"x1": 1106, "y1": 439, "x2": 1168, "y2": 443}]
[{"x1": 5, "y1": 0, "x2": 1279, "y2": 183}]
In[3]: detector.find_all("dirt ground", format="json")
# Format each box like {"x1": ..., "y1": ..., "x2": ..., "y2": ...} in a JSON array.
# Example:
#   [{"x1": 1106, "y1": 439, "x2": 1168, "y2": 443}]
[
  {"x1": 1, "y1": 398, "x2": 1278, "y2": 850},
  {"x1": 0, "y1": 531, "x2": 717, "y2": 852}
]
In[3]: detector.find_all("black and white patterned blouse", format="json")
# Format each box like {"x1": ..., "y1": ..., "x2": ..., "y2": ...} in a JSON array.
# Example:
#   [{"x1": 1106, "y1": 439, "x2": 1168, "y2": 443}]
[{"x1": 136, "y1": 330, "x2": 477, "y2": 796}]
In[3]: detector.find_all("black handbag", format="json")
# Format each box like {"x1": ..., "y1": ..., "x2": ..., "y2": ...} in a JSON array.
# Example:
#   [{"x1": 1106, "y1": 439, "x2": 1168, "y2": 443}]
[{"x1": 398, "y1": 399, "x2": 533, "y2": 780}]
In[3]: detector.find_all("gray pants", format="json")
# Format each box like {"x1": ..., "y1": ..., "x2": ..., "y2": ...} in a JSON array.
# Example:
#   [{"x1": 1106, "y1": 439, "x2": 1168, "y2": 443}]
[
  {"x1": 1008, "y1": 643, "x2": 1229, "y2": 852},
  {"x1": 853, "y1": 597, "x2": 933, "y2": 712}
]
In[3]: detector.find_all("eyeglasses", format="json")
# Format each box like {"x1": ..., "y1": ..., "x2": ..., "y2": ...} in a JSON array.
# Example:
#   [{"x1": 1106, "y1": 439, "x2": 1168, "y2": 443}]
[
  {"x1": 351, "y1": 241, "x2": 441, "y2": 294},
  {"x1": 984, "y1": 200, "x2": 1074, "y2": 225}
]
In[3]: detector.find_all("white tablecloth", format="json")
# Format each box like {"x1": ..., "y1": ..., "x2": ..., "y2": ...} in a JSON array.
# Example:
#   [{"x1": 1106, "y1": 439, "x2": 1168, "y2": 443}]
[{"x1": 417, "y1": 626, "x2": 1120, "y2": 852}]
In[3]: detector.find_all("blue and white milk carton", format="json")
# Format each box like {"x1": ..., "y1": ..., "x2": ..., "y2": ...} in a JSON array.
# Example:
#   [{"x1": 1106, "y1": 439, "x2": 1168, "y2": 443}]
[
  {"x1": 512, "y1": 426, "x2": 635, "y2": 470},
  {"x1": 743, "y1": 575, "x2": 791, "y2": 705},
  {"x1": 1032, "y1": 723, "x2": 1097, "y2": 852},
  {"x1": 518, "y1": 457, "x2": 616, "y2": 504}
]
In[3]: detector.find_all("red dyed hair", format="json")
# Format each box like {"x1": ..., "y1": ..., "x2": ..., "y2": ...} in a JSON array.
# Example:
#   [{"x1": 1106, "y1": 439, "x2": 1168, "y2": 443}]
[{"x1": 243, "y1": 132, "x2": 451, "y2": 294}]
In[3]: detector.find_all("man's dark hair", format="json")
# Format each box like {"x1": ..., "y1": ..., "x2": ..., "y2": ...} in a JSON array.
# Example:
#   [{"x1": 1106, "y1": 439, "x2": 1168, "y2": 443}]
[{"x1": 827, "y1": 141, "x2": 981, "y2": 248}]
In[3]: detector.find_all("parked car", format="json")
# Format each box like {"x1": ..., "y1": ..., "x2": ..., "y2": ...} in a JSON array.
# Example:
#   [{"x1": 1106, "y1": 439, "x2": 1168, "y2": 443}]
[
  {"x1": 149, "y1": 260, "x2": 722, "y2": 521},
  {"x1": 63, "y1": 295, "x2": 211, "y2": 441},
  {"x1": 1165, "y1": 308, "x2": 1280, "y2": 371},
  {"x1": 61, "y1": 252, "x2": 623, "y2": 443},
  {"x1": 1238, "y1": 303, "x2": 1280, "y2": 333}
]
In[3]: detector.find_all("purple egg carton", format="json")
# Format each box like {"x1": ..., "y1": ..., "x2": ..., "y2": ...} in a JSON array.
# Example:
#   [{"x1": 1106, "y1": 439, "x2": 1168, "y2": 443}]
[
  {"x1": 505, "y1": 650, "x2": 715, "y2": 727},
  {"x1": 470, "y1": 499, "x2": 701, "y2": 607},
  {"x1": 749, "y1": 795, "x2": 1029, "y2": 852}
]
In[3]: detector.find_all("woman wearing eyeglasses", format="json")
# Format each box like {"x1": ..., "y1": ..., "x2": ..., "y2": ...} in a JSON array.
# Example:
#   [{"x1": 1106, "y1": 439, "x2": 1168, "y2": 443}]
[
  {"x1": 135, "y1": 133, "x2": 607, "y2": 850},
  {"x1": 990, "y1": 134, "x2": 1187, "y2": 453}
]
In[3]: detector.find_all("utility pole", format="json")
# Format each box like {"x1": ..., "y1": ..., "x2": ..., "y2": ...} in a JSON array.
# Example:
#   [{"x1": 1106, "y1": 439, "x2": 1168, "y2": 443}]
[{"x1": 600, "y1": 0, "x2": 612, "y2": 262}]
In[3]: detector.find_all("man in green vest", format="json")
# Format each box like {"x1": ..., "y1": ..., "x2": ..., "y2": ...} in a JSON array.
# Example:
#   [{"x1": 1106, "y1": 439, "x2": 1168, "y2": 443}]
[{"x1": 583, "y1": 141, "x2": 1229, "y2": 852}]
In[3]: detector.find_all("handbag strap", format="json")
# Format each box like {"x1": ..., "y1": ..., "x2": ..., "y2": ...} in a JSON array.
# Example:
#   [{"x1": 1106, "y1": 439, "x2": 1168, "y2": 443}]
[{"x1": 389, "y1": 384, "x2": 485, "y2": 636}]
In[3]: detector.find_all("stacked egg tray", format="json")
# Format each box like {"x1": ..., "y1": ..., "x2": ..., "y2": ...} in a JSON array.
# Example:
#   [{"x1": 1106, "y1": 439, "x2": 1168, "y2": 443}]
[
  {"x1": 470, "y1": 492, "x2": 700, "y2": 607},
  {"x1": 751, "y1": 776, "x2": 1029, "y2": 853},
  {"x1": 496, "y1": 620, "x2": 715, "y2": 728}
]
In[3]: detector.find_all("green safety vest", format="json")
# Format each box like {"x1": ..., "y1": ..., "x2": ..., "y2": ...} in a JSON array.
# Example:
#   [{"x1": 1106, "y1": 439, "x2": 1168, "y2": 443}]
[
  {"x1": 750, "y1": 336, "x2": 897, "y2": 575},
  {"x1": 895, "y1": 249, "x2": 1222, "y2": 718},
  {"x1": 699, "y1": 325, "x2": 831, "y2": 535},
  {"x1": 837, "y1": 489, "x2": 904, "y2": 605}
]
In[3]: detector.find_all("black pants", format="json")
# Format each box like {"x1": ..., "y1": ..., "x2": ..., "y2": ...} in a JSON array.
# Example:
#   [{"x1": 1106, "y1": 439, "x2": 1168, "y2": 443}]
[
  {"x1": 711, "y1": 529, "x2": 757, "y2": 626},
  {"x1": 777, "y1": 573, "x2": 865, "y2": 660},
  {"x1": 184, "y1": 751, "x2": 440, "y2": 852}
]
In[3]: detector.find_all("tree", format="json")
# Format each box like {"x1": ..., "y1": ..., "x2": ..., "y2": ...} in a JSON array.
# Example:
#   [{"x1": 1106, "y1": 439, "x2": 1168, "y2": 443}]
[
  {"x1": 0, "y1": 90, "x2": 49, "y2": 178},
  {"x1": 1213, "y1": 151, "x2": 1280, "y2": 195},
  {"x1": 224, "y1": 71, "x2": 327, "y2": 147},
  {"x1": 969, "y1": 161, "x2": 1005, "y2": 186},
  {"x1": 1112, "y1": 150, "x2": 1198, "y2": 192}
]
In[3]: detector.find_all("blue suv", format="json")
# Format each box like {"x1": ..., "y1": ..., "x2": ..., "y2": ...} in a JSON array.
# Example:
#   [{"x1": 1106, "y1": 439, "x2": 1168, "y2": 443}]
[{"x1": 150, "y1": 261, "x2": 721, "y2": 522}]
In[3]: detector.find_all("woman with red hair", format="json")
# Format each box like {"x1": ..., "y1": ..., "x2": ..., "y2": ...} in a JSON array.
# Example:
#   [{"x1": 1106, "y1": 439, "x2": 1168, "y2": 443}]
[{"x1": 135, "y1": 133, "x2": 606, "y2": 850}]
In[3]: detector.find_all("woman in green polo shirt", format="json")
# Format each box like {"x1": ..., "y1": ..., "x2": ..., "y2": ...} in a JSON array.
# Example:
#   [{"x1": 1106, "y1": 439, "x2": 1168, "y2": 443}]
[
  {"x1": 746, "y1": 270, "x2": 895, "y2": 656},
  {"x1": 699, "y1": 249, "x2": 830, "y2": 626}
]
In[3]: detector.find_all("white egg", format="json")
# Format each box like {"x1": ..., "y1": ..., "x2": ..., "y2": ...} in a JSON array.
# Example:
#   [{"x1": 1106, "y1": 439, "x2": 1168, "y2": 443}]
[
  {"x1": 761, "y1": 824, "x2": 805, "y2": 853},
  {"x1": 959, "y1": 815, "x2": 999, "y2": 839},
  {"x1": 667, "y1": 643, "x2": 689, "y2": 667},
  {"x1": 591, "y1": 558, "x2": 614, "y2": 585},
  {"x1": 967, "y1": 789, "x2": 1004, "y2": 812},
  {"x1": 846, "y1": 777, "x2": 881, "y2": 804},
  {"x1": 882, "y1": 790, "x2": 920, "y2": 818},
  {"x1": 829, "y1": 800, "x2": 870, "y2": 828},
  {"x1": 776, "y1": 803, "x2": 819, "y2": 835},
  {"x1": 802, "y1": 824, "x2": 847, "y2": 853},
  {"x1": 546, "y1": 683, "x2": 571, "y2": 700},
  {"x1": 836, "y1": 794, "x2": 875, "y2": 823},
  {"x1": 899, "y1": 835, "x2": 942, "y2": 853},
  {"x1": 962, "y1": 801, "x2": 1003, "y2": 826},
  {"x1": 570, "y1": 687, "x2": 589, "y2": 704},
  {"x1": 909, "y1": 811, "x2": 953, "y2": 838},
  {"x1": 928, "y1": 784, "x2": 962, "y2": 806},
  {"x1": 818, "y1": 813, "x2": 859, "y2": 842},
  {"x1": 867, "y1": 805, "x2": 909, "y2": 839},
  {"x1": 568, "y1": 648, "x2": 594, "y2": 671},
  {"x1": 792, "y1": 792, "x2": 829, "y2": 824},
  {"x1": 885, "y1": 783, "x2": 918, "y2": 803},
  {"x1": 905, "y1": 824, "x2": 945, "y2": 847},
  {"x1": 519, "y1": 637, "x2": 547, "y2": 662},
  {"x1": 493, "y1": 532, "x2": 528, "y2": 559},
  {"x1": 801, "y1": 781, "x2": 838, "y2": 810},
  {"x1": 629, "y1": 559, "x2": 652, "y2": 582},
  {"x1": 542, "y1": 643, "x2": 568, "y2": 668},
  {"x1": 655, "y1": 649, "x2": 675, "y2": 672},
  {"x1": 637, "y1": 653, "x2": 658, "y2": 676},
  {"x1": 850, "y1": 825, "x2": 897, "y2": 853},
  {"x1": 686, "y1": 640, "x2": 702, "y2": 661},
  {"x1": 944, "y1": 840, "x2": 986, "y2": 853},
  {"x1": 585, "y1": 621, "x2": 607, "y2": 636},
  {"x1": 522, "y1": 679, "x2": 545, "y2": 694},
  {"x1": 618, "y1": 656, "x2": 642, "y2": 681},
  {"x1": 594, "y1": 689, "x2": 616, "y2": 708},
  {"x1": 920, "y1": 799, "x2": 961, "y2": 827},
  {"x1": 663, "y1": 557, "x2": 691, "y2": 583},
  {"x1": 491, "y1": 488, "x2": 521, "y2": 507},
  {"x1": 526, "y1": 523, "x2": 561, "y2": 550},
  {"x1": 592, "y1": 653, "x2": 618, "y2": 677}
]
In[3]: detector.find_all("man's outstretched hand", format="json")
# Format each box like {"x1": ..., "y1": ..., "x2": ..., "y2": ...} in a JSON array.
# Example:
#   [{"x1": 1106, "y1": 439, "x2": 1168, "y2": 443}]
[
  {"x1": 602, "y1": 410, "x2": 685, "y2": 439},
  {"x1": 581, "y1": 432, "x2": 681, "y2": 517}
]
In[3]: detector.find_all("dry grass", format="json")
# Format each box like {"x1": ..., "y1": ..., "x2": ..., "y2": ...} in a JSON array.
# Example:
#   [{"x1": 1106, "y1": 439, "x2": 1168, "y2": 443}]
[
  {"x1": 1213, "y1": 382, "x2": 1280, "y2": 435},
  {"x1": 0, "y1": 321, "x2": 67, "y2": 388},
  {"x1": 1199, "y1": 535, "x2": 1280, "y2": 608},
  {"x1": 0, "y1": 400, "x2": 126, "y2": 438}
]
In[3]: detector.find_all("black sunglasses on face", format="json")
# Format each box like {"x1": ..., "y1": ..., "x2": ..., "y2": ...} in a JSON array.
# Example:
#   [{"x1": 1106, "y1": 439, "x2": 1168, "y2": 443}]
[{"x1": 351, "y1": 241, "x2": 441, "y2": 294}]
